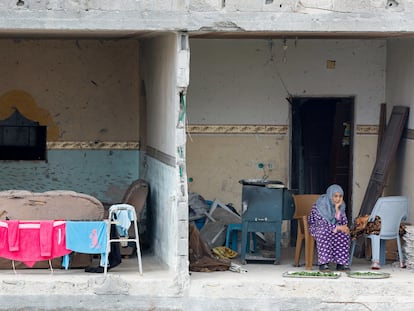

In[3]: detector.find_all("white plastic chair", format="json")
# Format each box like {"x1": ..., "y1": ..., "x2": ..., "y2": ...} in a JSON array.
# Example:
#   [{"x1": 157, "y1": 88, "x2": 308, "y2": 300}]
[{"x1": 351, "y1": 196, "x2": 409, "y2": 269}]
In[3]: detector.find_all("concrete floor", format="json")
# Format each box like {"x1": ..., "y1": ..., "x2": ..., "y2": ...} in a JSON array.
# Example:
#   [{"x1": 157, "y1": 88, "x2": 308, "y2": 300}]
[{"x1": 0, "y1": 247, "x2": 413, "y2": 310}]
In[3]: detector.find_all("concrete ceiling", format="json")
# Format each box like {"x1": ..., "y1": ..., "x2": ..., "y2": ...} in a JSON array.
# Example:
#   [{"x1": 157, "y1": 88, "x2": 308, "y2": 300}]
[
  {"x1": 189, "y1": 31, "x2": 414, "y2": 40},
  {"x1": 0, "y1": 29, "x2": 414, "y2": 40},
  {"x1": 0, "y1": 29, "x2": 156, "y2": 40}
]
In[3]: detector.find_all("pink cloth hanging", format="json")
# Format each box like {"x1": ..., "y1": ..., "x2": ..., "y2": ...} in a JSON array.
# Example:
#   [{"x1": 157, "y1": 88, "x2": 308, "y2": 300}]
[
  {"x1": 7, "y1": 220, "x2": 19, "y2": 252},
  {"x1": 40, "y1": 221, "x2": 53, "y2": 257},
  {"x1": 0, "y1": 220, "x2": 71, "y2": 267}
]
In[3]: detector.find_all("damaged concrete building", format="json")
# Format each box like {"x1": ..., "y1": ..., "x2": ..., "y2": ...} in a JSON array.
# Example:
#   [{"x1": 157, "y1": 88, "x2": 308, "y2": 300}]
[{"x1": 1, "y1": 0, "x2": 414, "y2": 309}]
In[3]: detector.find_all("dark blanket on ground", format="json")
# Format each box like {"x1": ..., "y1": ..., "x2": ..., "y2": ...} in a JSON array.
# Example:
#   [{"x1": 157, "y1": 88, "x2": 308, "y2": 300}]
[{"x1": 189, "y1": 223, "x2": 230, "y2": 272}]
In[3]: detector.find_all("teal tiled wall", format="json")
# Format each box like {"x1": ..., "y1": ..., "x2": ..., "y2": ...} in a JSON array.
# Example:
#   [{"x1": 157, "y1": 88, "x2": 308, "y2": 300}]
[{"x1": 0, "y1": 149, "x2": 140, "y2": 204}]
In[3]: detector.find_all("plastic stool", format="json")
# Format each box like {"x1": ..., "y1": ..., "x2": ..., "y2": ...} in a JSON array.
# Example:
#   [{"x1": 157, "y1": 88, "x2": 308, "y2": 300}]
[
  {"x1": 104, "y1": 203, "x2": 143, "y2": 275},
  {"x1": 225, "y1": 223, "x2": 257, "y2": 253}
]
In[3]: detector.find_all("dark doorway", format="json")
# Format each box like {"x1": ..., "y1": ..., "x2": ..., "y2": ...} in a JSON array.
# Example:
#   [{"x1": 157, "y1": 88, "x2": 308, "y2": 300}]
[{"x1": 290, "y1": 97, "x2": 354, "y2": 221}]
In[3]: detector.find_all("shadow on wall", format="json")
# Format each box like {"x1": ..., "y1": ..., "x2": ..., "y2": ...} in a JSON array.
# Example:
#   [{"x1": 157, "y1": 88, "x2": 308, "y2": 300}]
[{"x1": 0, "y1": 89, "x2": 59, "y2": 140}]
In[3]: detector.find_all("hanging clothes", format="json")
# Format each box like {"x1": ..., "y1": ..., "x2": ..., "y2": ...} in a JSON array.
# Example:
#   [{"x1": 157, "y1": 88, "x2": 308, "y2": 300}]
[
  {"x1": 64, "y1": 221, "x2": 108, "y2": 269},
  {"x1": 0, "y1": 220, "x2": 70, "y2": 267}
]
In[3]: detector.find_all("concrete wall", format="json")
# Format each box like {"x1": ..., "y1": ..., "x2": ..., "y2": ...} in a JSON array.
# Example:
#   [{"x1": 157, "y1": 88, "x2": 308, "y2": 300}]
[
  {"x1": 142, "y1": 35, "x2": 179, "y2": 156},
  {"x1": 386, "y1": 39, "x2": 414, "y2": 128},
  {"x1": 2, "y1": 0, "x2": 412, "y2": 12},
  {"x1": 187, "y1": 39, "x2": 386, "y2": 217},
  {"x1": 188, "y1": 39, "x2": 385, "y2": 125},
  {"x1": 385, "y1": 38, "x2": 414, "y2": 224},
  {"x1": 0, "y1": 40, "x2": 140, "y2": 141},
  {"x1": 0, "y1": 39, "x2": 141, "y2": 203},
  {"x1": 140, "y1": 33, "x2": 189, "y2": 278},
  {"x1": 2, "y1": 0, "x2": 414, "y2": 36}
]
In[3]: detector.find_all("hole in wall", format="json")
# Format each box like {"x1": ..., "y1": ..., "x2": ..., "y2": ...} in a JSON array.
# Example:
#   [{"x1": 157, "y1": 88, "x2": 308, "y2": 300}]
[{"x1": 386, "y1": 0, "x2": 399, "y2": 7}]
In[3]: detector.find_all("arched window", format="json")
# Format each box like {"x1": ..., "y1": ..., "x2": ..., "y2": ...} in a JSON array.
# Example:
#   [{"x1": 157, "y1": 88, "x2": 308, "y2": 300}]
[{"x1": 0, "y1": 109, "x2": 46, "y2": 160}]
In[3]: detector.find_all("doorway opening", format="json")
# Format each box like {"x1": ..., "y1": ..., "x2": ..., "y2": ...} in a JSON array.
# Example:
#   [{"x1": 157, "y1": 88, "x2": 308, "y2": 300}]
[{"x1": 290, "y1": 96, "x2": 354, "y2": 222}]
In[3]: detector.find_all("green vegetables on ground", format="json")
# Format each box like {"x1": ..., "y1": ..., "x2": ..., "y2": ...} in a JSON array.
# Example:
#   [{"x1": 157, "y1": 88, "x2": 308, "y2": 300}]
[
  {"x1": 349, "y1": 271, "x2": 383, "y2": 276},
  {"x1": 286, "y1": 270, "x2": 389, "y2": 279},
  {"x1": 289, "y1": 271, "x2": 339, "y2": 277}
]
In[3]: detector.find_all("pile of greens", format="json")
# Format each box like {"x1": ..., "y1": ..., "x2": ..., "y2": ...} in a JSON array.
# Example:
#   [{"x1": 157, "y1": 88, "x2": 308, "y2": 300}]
[
  {"x1": 289, "y1": 271, "x2": 338, "y2": 277},
  {"x1": 349, "y1": 271, "x2": 383, "y2": 276}
]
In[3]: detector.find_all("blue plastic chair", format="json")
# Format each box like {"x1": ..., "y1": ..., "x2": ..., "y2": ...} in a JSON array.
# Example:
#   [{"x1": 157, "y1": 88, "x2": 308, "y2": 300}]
[
  {"x1": 350, "y1": 196, "x2": 409, "y2": 269},
  {"x1": 225, "y1": 223, "x2": 257, "y2": 253}
]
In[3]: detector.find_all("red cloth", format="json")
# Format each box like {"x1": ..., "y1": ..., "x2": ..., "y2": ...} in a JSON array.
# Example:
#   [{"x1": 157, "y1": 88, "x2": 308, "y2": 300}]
[
  {"x1": 0, "y1": 220, "x2": 71, "y2": 267},
  {"x1": 40, "y1": 221, "x2": 53, "y2": 256},
  {"x1": 7, "y1": 220, "x2": 19, "y2": 252}
]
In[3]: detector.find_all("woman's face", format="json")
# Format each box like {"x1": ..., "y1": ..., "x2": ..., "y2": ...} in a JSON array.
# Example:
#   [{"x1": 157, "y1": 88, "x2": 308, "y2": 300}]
[{"x1": 332, "y1": 192, "x2": 343, "y2": 206}]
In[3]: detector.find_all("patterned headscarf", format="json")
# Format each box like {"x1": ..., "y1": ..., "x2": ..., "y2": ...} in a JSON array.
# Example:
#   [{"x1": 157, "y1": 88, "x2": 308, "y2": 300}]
[{"x1": 315, "y1": 184, "x2": 346, "y2": 224}]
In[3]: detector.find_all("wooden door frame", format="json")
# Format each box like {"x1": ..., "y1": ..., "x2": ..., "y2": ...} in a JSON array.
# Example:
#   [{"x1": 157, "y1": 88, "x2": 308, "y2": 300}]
[{"x1": 289, "y1": 96, "x2": 354, "y2": 221}]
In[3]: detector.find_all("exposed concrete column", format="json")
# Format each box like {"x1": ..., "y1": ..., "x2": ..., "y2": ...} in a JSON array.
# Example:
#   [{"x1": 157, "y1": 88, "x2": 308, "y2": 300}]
[{"x1": 175, "y1": 32, "x2": 191, "y2": 291}]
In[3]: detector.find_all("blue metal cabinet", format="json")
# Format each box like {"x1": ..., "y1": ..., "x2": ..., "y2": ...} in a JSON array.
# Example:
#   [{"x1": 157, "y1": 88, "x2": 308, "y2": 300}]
[{"x1": 239, "y1": 180, "x2": 294, "y2": 264}]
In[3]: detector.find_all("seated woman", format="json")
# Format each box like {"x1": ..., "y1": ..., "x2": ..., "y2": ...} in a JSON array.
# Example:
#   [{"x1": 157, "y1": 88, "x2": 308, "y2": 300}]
[{"x1": 308, "y1": 184, "x2": 351, "y2": 271}]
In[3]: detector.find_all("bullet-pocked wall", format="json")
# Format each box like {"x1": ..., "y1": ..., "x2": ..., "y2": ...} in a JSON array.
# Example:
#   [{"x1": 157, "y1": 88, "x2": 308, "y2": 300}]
[
  {"x1": 187, "y1": 39, "x2": 386, "y2": 219},
  {"x1": 0, "y1": 39, "x2": 141, "y2": 204}
]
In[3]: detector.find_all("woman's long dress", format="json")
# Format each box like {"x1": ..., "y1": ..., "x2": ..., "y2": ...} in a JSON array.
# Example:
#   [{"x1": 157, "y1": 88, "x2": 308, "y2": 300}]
[{"x1": 308, "y1": 205, "x2": 350, "y2": 265}]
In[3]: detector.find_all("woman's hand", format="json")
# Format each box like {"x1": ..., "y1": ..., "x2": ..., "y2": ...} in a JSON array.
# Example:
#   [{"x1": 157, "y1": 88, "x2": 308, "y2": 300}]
[
  {"x1": 335, "y1": 202, "x2": 342, "y2": 212},
  {"x1": 332, "y1": 193, "x2": 345, "y2": 234},
  {"x1": 336, "y1": 225, "x2": 350, "y2": 234},
  {"x1": 332, "y1": 192, "x2": 343, "y2": 212}
]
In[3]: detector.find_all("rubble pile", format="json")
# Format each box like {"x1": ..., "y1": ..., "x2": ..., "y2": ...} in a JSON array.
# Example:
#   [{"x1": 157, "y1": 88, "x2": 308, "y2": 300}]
[{"x1": 403, "y1": 225, "x2": 414, "y2": 270}]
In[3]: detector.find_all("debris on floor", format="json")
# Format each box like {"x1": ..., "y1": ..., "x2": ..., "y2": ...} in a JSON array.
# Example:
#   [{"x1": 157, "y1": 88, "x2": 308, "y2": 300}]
[
  {"x1": 212, "y1": 246, "x2": 238, "y2": 259},
  {"x1": 189, "y1": 223, "x2": 230, "y2": 272},
  {"x1": 229, "y1": 262, "x2": 248, "y2": 273},
  {"x1": 200, "y1": 199, "x2": 241, "y2": 248}
]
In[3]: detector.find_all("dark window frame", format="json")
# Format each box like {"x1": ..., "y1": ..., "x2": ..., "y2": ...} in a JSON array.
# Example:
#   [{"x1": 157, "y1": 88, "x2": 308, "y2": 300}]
[{"x1": 0, "y1": 109, "x2": 47, "y2": 161}]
